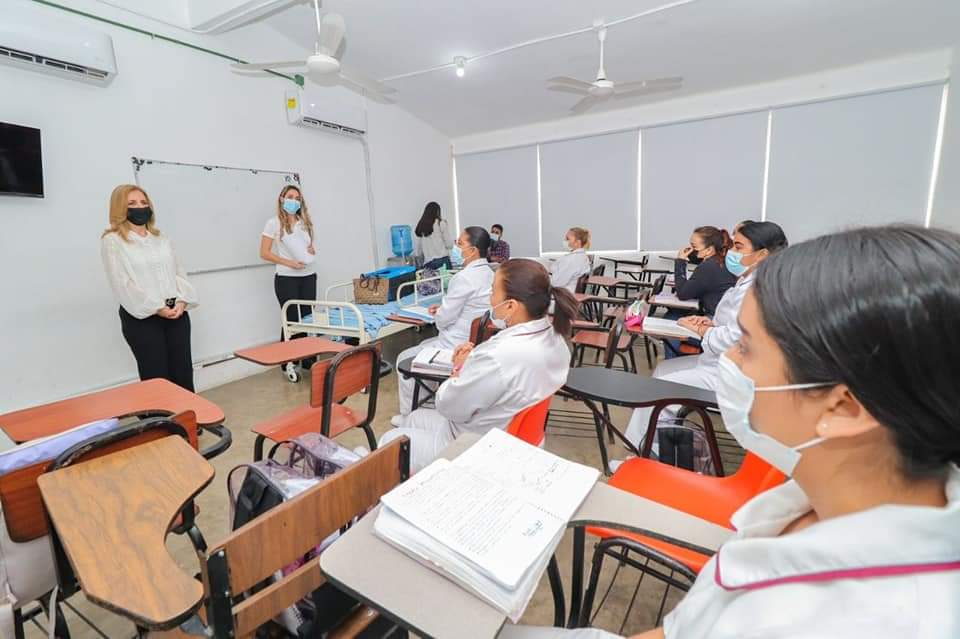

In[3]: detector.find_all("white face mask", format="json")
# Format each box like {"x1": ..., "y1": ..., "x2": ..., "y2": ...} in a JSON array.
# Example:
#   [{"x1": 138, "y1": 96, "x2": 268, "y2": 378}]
[
  {"x1": 490, "y1": 232, "x2": 501, "y2": 242},
  {"x1": 489, "y1": 300, "x2": 512, "y2": 330},
  {"x1": 716, "y1": 353, "x2": 834, "y2": 476}
]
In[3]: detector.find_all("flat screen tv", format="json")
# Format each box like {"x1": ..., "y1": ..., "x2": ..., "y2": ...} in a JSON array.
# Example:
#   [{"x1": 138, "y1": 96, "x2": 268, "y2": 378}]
[{"x1": 0, "y1": 122, "x2": 44, "y2": 197}]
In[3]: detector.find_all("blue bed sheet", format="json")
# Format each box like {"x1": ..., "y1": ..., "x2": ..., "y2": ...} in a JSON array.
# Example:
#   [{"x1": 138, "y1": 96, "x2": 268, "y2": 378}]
[{"x1": 302, "y1": 294, "x2": 441, "y2": 339}]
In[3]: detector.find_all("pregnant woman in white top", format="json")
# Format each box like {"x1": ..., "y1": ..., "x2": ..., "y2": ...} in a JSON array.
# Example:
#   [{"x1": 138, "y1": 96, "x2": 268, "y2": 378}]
[
  {"x1": 101, "y1": 184, "x2": 198, "y2": 391},
  {"x1": 259, "y1": 184, "x2": 318, "y2": 376}
]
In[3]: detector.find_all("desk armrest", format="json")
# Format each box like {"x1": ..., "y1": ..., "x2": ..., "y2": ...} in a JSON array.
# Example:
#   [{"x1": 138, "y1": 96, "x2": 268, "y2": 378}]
[
  {"x1": 570, "y1": 483, "x2": 732, "y2": 556},
  {"x1": 199, "y1": 424, "x2": 232, "y2": 460}
]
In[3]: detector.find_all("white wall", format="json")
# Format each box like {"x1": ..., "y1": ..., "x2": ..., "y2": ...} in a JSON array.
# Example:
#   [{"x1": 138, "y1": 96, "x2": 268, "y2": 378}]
[
  {"x1": 931, "y1": 43, "x2": 960, "y2": 233},
  {"x1": 0, "y1": 0, "x2": 451, "y2": 411}
]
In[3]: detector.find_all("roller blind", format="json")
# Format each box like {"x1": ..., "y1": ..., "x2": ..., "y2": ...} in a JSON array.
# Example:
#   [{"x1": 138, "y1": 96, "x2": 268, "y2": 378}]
[
  {"x1": 539, "y1": 130, "x2": 639, "y2": 252},
  {"x1": 766, "y1": 84, "x2": 944, "y2": 242},
  {"x1": 640, "y1": 112, "x2": 768, "y2": 250},
  {"x1": 454, "y1": 145, "x2": 540, "y2": 257}
]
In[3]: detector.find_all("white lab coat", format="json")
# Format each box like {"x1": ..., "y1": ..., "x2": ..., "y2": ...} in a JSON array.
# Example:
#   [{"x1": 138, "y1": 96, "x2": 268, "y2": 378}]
[
  {"x1": 395, "y1": 259, "x2": 495, "y2": 415},
  {"x1": 499, "y1": 467, "x2": 960, "y2": 639},
  {"x1": 624, "y1": 272, "x2": 756, "y2": 450},
  {"x1": 382, "y1": 316, "x2": 570, "y2": 471},
  {"x1": 549, "y1": 249, "x2": 592, "y2": 293}
]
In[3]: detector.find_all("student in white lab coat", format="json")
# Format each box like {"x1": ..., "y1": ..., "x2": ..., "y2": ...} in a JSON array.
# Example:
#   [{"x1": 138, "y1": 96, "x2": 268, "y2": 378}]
[
  {"x1": 623, "y1": 222, "x2": 789, "y2": 451},
  {"x1": 550, "y1": 227, "x2": 593, "y2": 293},
  {"x1": 392, "y1": 226, "x2": 496, "y2": 425},
  {"x1": 499, "y1": 225, "x2": 960, "y2": 639},
  {"x1": 382, "y1": 259, "x2": 577, "y2": 471}
]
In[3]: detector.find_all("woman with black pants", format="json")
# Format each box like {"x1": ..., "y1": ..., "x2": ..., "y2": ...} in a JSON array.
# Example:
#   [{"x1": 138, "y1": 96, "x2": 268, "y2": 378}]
[
  {"x1": 259, "y1": 184, "x2": 318, "y2": 379},
  {"x1": 101, "y1": 184, "x2": 198, "y2": 391}
]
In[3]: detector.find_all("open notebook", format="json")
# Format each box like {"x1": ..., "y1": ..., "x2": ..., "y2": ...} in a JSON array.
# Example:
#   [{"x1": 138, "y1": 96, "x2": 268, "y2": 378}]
[
  {"x1": 411, "y1": 347, "x2": 454, "y2": 373},
  {"x1": 373, "y1": 428, "x2": 599, "y2": 621},
  {"x1": 396, "y1": 304, "x2": 436, "y2": 323},
  {"x1": 641, "y1": 316, "x2": 701, "y2": 340}
]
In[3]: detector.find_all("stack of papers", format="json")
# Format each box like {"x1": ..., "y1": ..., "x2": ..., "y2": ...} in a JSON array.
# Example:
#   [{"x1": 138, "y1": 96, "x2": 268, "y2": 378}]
[
  {"x1": 411, "y1": 347, "x2": 455, "y2": 374},
  {"x1": 396, "y1": 304, "x2": 435, "y2": 323},
  {"x1": 373, "y1": 429, "x2": 599, "y2": 621},
  {"x1": 651, "y1": 291, "x2": 699, "y2": 310}
]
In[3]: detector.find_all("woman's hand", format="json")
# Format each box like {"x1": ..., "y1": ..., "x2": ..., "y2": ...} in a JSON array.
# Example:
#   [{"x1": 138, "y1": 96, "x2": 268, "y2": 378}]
[
  {"x1": 679, "y1": 315, "x2": 712, "y2": 329},
  {"x1": 428, "y1": 304, "x2": 440, "y2": 315},
  {"x1": 157, "y1": 306, "x2": 175, "y2": 319},
  {"x1": 307, "y1": 245, "x2": 316, "y2": 255},
  {"x1": 170, "y1": 301, "x2": 187, "y2": 319},
  {"x1": 452, "y1": 343, "x2": 475, "y2": 370},
  {"x1": 287, "y1": 259, "x2": 306, "y2": 270},
  {"x1": 678, "y1": 247, "x2": 694, "y2": 260}
]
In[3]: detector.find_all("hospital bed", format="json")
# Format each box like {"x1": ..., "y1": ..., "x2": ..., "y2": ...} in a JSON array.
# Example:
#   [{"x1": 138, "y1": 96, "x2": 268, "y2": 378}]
[{"x1": 278, "y1": 273, "x2": 448, "y2": 382}]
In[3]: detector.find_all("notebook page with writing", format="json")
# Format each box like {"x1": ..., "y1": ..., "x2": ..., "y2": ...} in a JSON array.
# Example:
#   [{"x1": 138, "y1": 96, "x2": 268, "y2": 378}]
[
  {"x1": 378, "y1": 458, "x2": 564, "y2": 589},
  {"x1": 453, "y1": 428, "x2": 598, "y2": 521}
]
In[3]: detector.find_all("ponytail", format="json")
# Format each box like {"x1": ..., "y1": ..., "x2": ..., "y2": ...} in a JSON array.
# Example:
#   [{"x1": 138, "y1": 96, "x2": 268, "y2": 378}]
[
  {"x1": 694, "y1": 225, "x2": 731, "y2": 264},
  {"x1": 550, "y1": 286, "x2": 578, "y2": 337}
]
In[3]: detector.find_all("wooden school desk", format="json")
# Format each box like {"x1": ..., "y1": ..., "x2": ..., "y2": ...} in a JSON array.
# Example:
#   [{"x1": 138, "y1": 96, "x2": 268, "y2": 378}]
[
  {"x1": 0, "y1": 379, "x2": 231, "y2": 458},
  {"x1": 38, "y1": 436, "x2": 214, "y2": 631},
  {"x1": 234, "y1": 336, "x2": 350, "y2": 366},
  {"x1": 320, "y1": 433, "x2": 732, "y2": 639}
]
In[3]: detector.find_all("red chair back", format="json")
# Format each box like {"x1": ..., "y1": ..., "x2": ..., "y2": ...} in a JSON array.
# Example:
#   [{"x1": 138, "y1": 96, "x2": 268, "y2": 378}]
[
  {"x1": 734, "y1": 452, "x2": 786, "y2": 494},
  {"x1": 506, "y1": 396, "x2": 552, "y2": 446}
]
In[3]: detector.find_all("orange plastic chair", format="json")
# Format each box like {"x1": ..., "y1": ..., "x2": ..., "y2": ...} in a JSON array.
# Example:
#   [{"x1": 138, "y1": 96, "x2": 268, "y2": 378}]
[
  {"x1": 578, "y1": 453, "x2": 785, "y2": 626},
  {"x1": 506, "y1": 396, "x2": 553, "y2": 446}
]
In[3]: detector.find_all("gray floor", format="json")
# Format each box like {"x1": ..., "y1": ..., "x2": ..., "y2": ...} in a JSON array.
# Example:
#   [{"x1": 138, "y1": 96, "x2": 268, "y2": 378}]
[{"x1": 26, "y1": 333, "x2": 742, "y2": 639}]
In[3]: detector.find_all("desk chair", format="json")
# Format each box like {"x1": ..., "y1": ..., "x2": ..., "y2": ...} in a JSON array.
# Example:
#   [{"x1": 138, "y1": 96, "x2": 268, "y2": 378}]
[
  {"x1": 506, "y1": 396, "x2": 552, "y2": 447},
  {"x1": 152, "y1": 438, "x2": 411, "y2": 639},
  {"x1": 579, "y1": 453, "x2": 784, "y2": 629},
  {"x1": 252, "y1": 345, "x2": 381, "y2": 460},
  {"x1": 468, "y1": 311, "x2": 501, "y2": 345}
]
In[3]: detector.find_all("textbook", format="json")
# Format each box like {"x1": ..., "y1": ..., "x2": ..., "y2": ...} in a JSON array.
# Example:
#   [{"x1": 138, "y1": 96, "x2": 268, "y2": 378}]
[
  {"x1": 641, "y1": 316, "x2": 702, "y2": 340},
  {"x1": 395, "y1": 304, "x2": 435, "y2": 323},
  {"x1": 373, "y1": 428, "x2": 599, "y2": 621},
  {"x1": 410, "y1": 347, "x2": 454, "y2": 373}
]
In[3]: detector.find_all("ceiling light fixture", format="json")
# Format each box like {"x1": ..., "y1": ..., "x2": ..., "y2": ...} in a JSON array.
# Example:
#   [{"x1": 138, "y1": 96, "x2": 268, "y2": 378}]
[{"x1": 455, "y1": 56, "x2": 466, "y2": 78}]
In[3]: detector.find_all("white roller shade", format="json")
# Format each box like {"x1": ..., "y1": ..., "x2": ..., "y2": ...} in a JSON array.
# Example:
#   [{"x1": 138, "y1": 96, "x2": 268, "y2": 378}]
[
  {"x1": 454, "y1": 145, "x2": 540, "y2": 257},
  {"x1": 539, "y1": 130, "x2": 639, "y2": 253},
  {"x1": 767, "y1": 84, "x2": 944, "y2": 242},
  {"x1": 640, "y1": 112, "x2": 767, "y2": 251}
]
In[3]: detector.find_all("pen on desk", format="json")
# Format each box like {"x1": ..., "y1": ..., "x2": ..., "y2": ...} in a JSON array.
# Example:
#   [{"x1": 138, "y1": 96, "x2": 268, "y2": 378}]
[{"x1": 428, "y1": 351, "x2": 438, "y2": 365}]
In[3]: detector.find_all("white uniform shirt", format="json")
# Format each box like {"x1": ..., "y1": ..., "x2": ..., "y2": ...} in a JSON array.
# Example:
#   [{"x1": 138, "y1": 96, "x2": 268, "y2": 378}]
[
  {"x1": 433, "y1": 259, "x2": 495, "y2": 348},
  {"x1": 101, "y1": 231, "x2": 198, "y2": 320},
  {"x1": 414, "y1": 219, "x2": 453, "y2": 262},
  {"x1": 664, "y1": 467, "x2": 960, "y2": 639},
  {"x1": 435, "y1": 316, "x2": 570, "y2": 436},
  {"x1": 550, "y1": 249, "x2": 592, "y2": 293},
  {"x1": 698, "y1": 272, "x2": 755, "y2": 368},
  {"x1": 262, "y1": 217, "x2": 316, "y2": 277}
]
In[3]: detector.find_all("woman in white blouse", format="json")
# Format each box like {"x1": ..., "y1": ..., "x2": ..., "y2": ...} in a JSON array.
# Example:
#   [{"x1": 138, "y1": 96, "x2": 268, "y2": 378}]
[
  {"x1": 259, "y1": 184, "x2": 317, "y2": 374},
  {"x1": 100, "y1": 185, "x2": 198, "y2": 391},
  {"x1": 550, "y1": 227, "x2": 593, "y2": 293},
  {"x1": 413, "y1": 202, "x2": 453, "y2": 269}
]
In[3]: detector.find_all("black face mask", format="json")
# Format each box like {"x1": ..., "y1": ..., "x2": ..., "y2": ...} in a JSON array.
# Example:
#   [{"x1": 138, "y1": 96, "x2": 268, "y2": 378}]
[
  {"x1": 127, "y1": 206, "x2": 153, "y2": 226},
  {"x1": 687, "y1": 252, "x2": 704, "y2": 265}
]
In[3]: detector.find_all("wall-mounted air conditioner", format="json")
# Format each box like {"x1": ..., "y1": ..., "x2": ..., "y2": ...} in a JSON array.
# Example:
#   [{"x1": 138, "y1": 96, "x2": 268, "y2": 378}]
[
  {"x1": 0, "y1": 5, "x2": 117, "y2": 85},
  {"x1": 285, "y1": 88, "x2": 367, "y2": 136}
]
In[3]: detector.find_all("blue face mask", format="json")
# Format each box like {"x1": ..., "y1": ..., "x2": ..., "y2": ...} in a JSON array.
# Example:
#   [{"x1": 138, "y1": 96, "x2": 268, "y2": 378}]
[
  {"x1": 282, "y1": 199, "x2": 301, "y2": 215},
  {"x1": 450, "y1": 244, "x2": 464, "y2": 265},
  {"x1": 725, "y1": 250, "x2": 748, "y2": 276}
]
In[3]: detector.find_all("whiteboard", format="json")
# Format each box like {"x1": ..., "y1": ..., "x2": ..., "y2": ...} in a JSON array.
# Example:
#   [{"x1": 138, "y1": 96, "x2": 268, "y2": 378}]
[{"x1": 133, "y1": 158, "x2": 301, "y2": 273}]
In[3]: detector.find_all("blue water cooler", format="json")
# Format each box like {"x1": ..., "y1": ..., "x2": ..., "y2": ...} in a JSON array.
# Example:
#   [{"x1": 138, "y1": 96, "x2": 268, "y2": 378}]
[{"x1": 390, "y1": 225, "x2": 413, "y2": 257}]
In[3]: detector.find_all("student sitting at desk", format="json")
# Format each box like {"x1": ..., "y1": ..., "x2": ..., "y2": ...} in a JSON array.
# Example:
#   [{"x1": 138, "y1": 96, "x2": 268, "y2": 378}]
[
  {"x1": 550, "y1": 227, "x2": 593, "y2": 293},
  {"x1": 414, "y1": 201, "x2": 454, "y2": 270},
  {"x1": 624, "y1": 222, "x2": 788, "y2": 451},
  {"x1": 393, "y1": 227, "x2": 495, "y2": 426},
  {"x1": 101, "y1": 184, "x2": 198, "y2": 391},
  {"x1": 382, "y1": 259, "x2": 576, "y2": 471},
  {"x1": 673, "y1": 225, "x2": 737, "y2": 316},
  {"x1": 488, "y1": 223, "x2": 511, "y2": 264},
  {"x1": 501, "y1": 225, "x2": 960, "y2": 639}
]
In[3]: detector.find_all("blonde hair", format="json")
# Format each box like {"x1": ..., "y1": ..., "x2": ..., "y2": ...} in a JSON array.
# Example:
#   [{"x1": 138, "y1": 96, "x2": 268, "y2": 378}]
[
  {"x1": 568, "y1": 227, "x2": 591, "y2": 250},
  {"x1": 275, "y1": 185, "x2": 314, "y2": 241},
  {"x1": 102, "y1": 184, "x2": 160, "y2": 241}
]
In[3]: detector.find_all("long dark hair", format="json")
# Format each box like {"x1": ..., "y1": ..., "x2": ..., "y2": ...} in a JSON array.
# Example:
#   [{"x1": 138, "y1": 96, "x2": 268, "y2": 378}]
[
  {"x1": 498, "y1": 259, "x2": 578, "y2": 336},
  {"x1": 693, "y1": 226, "x2": 732, "y2": 263},
  {"x1": 739, "y1": 221, "x2": 788, "y2": 253},
  {"x1": 415, "y1": 202, "x2": 442, "y2": 237},
  {"x1": 464, "y1": 226, "x2": 491, "y2": 258},
  {"x1": 753, "y1": 225, "x2": 960, "y2": 479}
]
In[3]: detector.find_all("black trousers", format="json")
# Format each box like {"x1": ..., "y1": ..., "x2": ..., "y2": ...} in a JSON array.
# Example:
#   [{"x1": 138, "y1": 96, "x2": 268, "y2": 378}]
[
  {"x1": 119, "y1": 307, "x2": 195, "y2": 392},
  {"x1": 274, "y1": 273, "x2": 318, "y2": 368}
]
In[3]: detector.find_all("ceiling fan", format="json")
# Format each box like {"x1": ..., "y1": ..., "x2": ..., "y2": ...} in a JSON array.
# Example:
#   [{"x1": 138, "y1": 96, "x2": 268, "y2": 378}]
[
  {"x1": 230, "y1": 0, "x2": 396, "y2": 100},
  {"x1": 548, "y1": 28, "x2": 681, "y2": 114}
]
